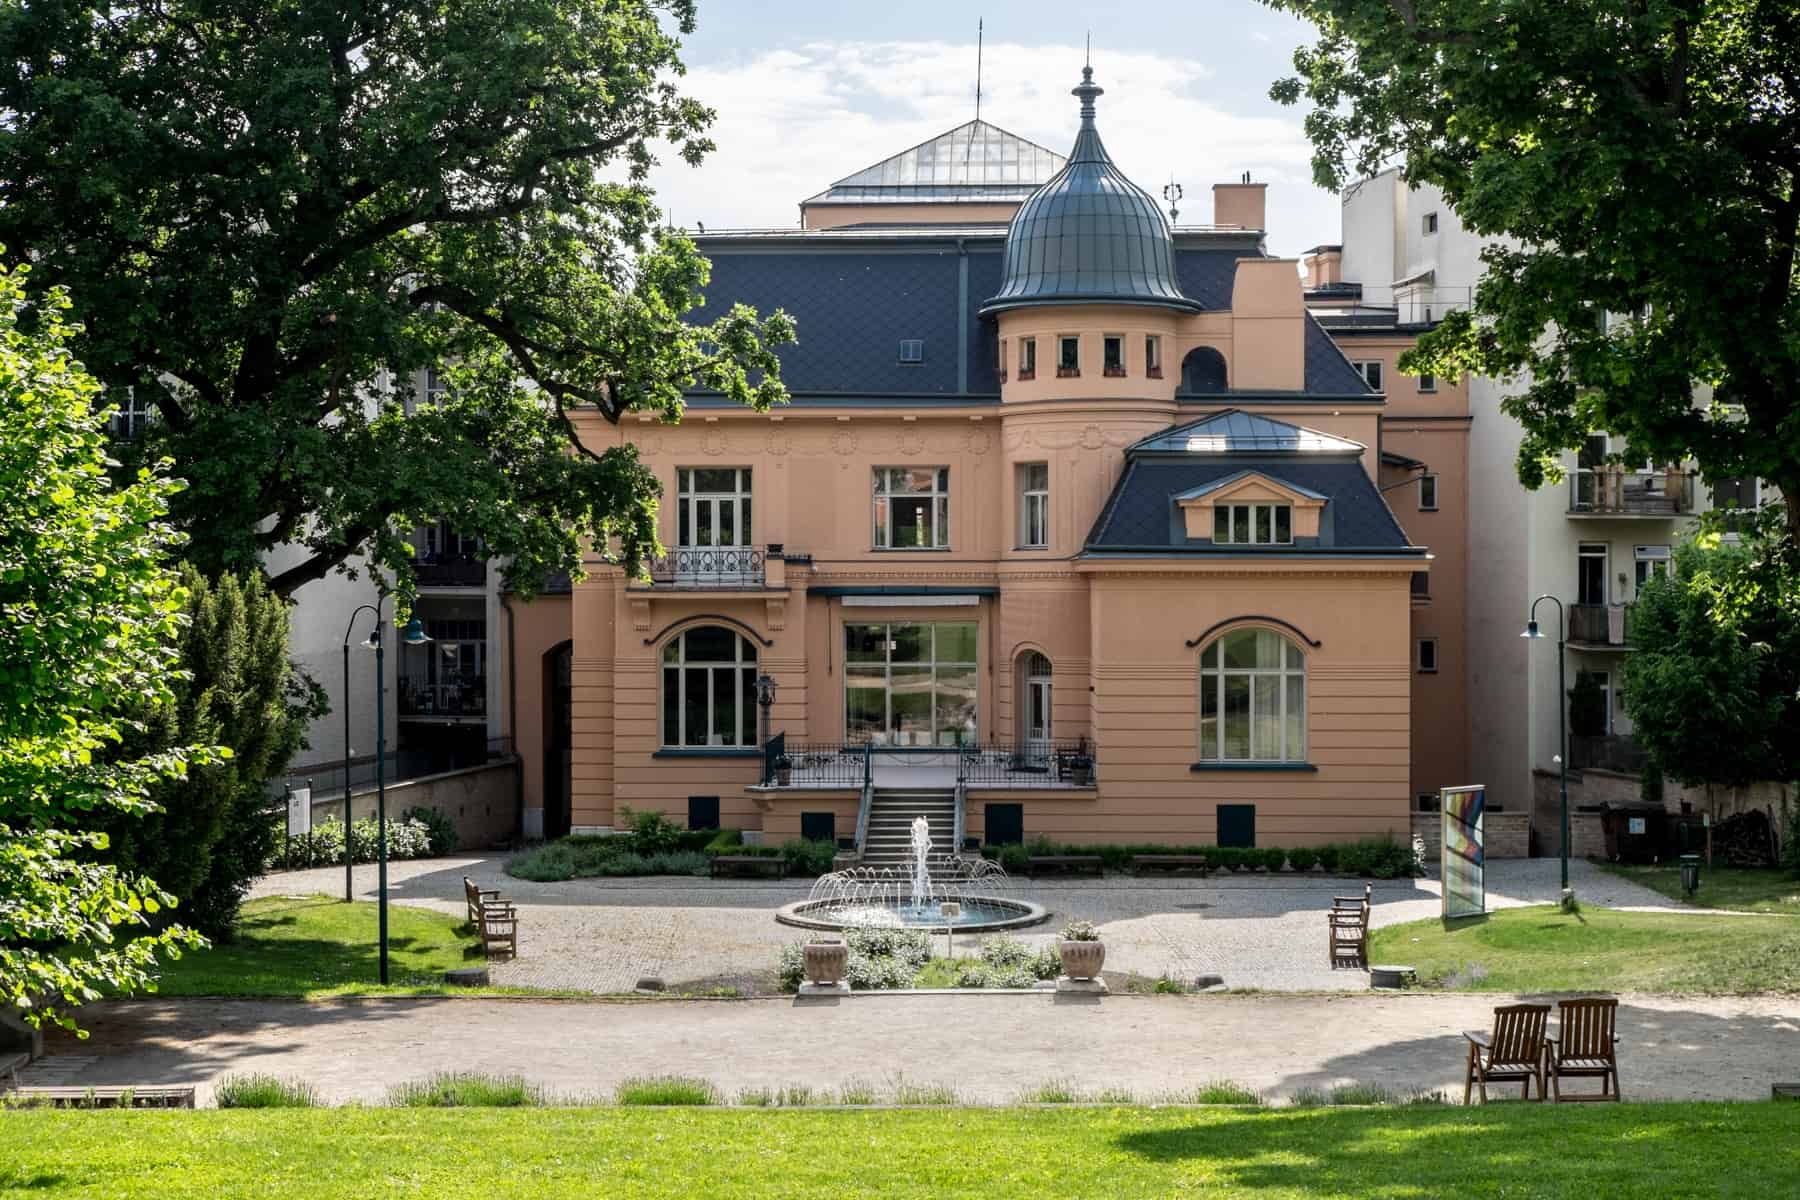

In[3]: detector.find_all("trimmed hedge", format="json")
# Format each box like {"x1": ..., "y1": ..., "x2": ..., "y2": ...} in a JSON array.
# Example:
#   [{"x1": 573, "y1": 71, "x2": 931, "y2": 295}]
[{"x1": 979, "y1": 836, "x2": 1420, "y2": 878}]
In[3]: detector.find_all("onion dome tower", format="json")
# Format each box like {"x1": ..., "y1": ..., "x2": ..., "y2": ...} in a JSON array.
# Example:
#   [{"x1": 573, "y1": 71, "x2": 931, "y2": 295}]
[{"x1": 982, "y1": 67, "x2": 1200, "y2": 314}]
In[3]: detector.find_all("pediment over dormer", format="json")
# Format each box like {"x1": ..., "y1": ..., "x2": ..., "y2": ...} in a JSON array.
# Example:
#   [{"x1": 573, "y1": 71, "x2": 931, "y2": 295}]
[{"x1": 1175, "y1": 471, "x2": 1328, "y2": 540}]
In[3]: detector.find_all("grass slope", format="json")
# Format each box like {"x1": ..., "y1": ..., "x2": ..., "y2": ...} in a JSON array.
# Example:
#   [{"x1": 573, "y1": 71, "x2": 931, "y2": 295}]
[
  {"x1": 5, "y1": 1105, "x2": 1795, "y2": 1198},
  {"x1": 1371, "y1": 905, "x2": 1800, "y2": 993},
  {"x1": 145, "y1": 896, "x2": 548, "y2": 999},
  {"x1": 1603, "y1": 865, "x2": 1800, "y2": 915}
]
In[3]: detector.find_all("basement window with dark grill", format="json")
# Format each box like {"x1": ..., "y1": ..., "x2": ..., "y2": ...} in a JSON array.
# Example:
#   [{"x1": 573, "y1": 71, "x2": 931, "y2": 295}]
[{"x1": 898, "y1": 339, "x2": 924, "y2": 364}]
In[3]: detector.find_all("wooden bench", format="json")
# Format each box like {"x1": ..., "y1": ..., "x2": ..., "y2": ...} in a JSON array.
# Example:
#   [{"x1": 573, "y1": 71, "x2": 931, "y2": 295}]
[
  {"x1": 463, "y1": 876, "x2": 502, "y2": 924},
  {"x1": 710, "y1": 854, "x2": 787, "y2": 879},
  {"x1": 464, "y1": 875, "x2": 518, "y2": 959},
  {"x1": 1132, "y1": 854, "x2": 1213, "y2": 875},
  {"x1": 1026, "y1": 854, "x2": 1104, "y2": 878},
  {"x1": 11, "y1": 1085, "x2": 195, "y2": 1109},
  {"x1": 1328, "y1": 882, "x2": 1372, "y2": 968}
]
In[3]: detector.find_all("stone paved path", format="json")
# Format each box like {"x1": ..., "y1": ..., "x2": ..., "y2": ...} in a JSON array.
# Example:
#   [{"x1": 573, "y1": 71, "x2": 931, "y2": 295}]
[
  {"x1": 250, "y1": 856, "x2": 1688, "y2": 994},
  {"x1": 28, "y1": 992, "x2": 1800, "y2": 1106}
]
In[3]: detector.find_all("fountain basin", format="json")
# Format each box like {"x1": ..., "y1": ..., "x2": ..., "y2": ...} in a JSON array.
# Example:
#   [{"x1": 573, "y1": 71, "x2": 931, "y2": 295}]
[{"x1": 775, "y1": 896, "x2": 1048, "y2": 933}]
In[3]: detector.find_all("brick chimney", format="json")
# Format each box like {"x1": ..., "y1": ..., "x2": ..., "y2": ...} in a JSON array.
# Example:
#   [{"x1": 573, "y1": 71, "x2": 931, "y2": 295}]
[{"x1": 1213, "y1": 172, "x2": 1267, "y2": 231}]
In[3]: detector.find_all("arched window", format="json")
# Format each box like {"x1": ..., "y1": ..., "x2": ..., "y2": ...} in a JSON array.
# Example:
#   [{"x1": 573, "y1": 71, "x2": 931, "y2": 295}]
[
  {"x1": 1199, "y1": 628, "x2": 1305, "y2": 762},
  {"x1": 1019, "y1": 651, "x2": 1052, "y2": 754},
  {"x1": 1178, "y1": 346, "x2": 1229, "y2": 395},
  {"x1": 661, "y1": 627, "x2": 758, "y2": 747}
]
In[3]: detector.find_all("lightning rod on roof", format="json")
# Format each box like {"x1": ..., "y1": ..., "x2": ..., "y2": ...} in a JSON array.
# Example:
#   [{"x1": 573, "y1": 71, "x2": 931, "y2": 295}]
[{"x1": 965, "y1": 19, "x2": 984, "y2": 169}]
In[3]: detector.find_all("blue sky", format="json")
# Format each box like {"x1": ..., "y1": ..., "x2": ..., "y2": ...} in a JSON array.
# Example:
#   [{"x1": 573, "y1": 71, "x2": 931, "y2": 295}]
[{"x1": 644, "y1": 1, "x2": 1343, "y2": 256}]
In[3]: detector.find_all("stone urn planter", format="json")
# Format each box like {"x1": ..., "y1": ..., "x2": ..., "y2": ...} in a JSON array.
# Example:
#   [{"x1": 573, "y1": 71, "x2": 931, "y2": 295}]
[
  {"x1": 802, "y1": 939, "x2": 848, "y2": 986},
  {"x1": 1058, "y1": 939, "x2": 1105, "y2": 980}
]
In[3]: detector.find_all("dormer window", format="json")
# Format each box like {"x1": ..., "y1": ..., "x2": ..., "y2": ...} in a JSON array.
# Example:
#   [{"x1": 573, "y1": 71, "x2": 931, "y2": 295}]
[
  {"x1": 1214, "y1": 503, "x2": 1293, "y2": 545},
  {"x1": 1103, "y1": 335, "x2": 1125, "y2": 377},
  {"x1": 1057, "y1": 335, "x2": 1080, "y2": 377},
  {"x1": 1145, "y1": 335, "x2": 1163, "y2": 379},
  {"x1": 1018, "y1": 337, "x2": 1036, "y2": 381}
]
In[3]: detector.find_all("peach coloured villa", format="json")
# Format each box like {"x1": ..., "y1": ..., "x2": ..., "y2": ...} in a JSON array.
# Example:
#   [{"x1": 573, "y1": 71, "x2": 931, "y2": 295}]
[{"x1": 509, "y1": 69, "x2": 1430, "y2": 861}]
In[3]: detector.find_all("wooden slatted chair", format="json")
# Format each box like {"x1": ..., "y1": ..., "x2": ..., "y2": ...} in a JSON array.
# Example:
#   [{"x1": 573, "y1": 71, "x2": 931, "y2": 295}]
[
  {"x1": 478, "y1": 902, "x2": 519, "y2": 959},
  {"x1": 1328, "y1": 883, "x2": 1372, "y2": 967},
  {"x1": 1547, "y1": 997, "x2": 1622, "y2": 1102},
  {"x1": 1463, "y1": 1003, "x2": 1550, "y2": 1104},
  {"x1": 464, "y1": 876, "x2": 502, "y2": 925}
]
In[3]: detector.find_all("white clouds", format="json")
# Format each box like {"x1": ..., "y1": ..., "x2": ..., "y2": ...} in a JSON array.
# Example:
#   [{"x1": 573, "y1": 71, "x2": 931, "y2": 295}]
[{"x1": 645, "y1": 39, "x2": 1338, "y2": 255}]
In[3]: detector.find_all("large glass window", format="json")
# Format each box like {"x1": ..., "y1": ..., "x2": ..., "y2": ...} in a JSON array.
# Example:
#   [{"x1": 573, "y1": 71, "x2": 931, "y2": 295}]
[
  {"x1": 1018, "y1": 463, "x2": 1049, "y2": 548},
  {"x1": 677, "y1": 468, "x2": 752, "y2": 549},
  {"x1": 873, "y1": 467, "x2": 950, "y2": 549},
  {"x1": 661, "y1": 627, "x2": 758, "y2": 747},
  {"x1": 845, "y1": 622, "x2": 978, "y2": 747},
  {"x1": 1213, "y1": 503, "x2": 1293, "y2": 545},
  {"x1": 1199, "y1": 629, "x2": 1306, "y2": 762}
]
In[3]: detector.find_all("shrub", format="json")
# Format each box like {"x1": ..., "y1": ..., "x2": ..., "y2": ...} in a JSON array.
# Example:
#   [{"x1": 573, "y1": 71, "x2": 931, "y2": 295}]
[
  {"x1": 214, "y1": 1074, "x2": 319, "y2": 1109},
  {"x1": 386, "y1": 1073, "x2": 541, "y2": 1108},
  {"x1": 997, "y1": 843, "x2": 1030, "y2": 874},
  {"x1": 274, "y1": 816, "x2": 437, "y2": 870},
  {"x1": 1315, "y1": 844, "x2": 1341, "y2": 872},
  {"x1": 506, "y1": 842, "x2": 579, "y2": 882},
  {"x1": 704, "y1": 828, "x2": 744, "y2": 853},
  {"x1": 1210, "y1": 847, "x2": 1244, "y2": 872},
  {"x1": 979, "y1": 936, "x2": 1033, "y2": 969},
  {"x1": 1287, "y1": 847, "x2": 1319, "y2": 872},
  {"x1": 1258, "y1": 848, "x2": 1289, "y2": 871},
  {"x1": 1059, "y1": 919, "x2": 1100, "y2": 942},
  {"x1": 1329, "y1": 837, "x2": 1417, "y2": 879},
  {"x1": 845, "y1": 926, "x2": 933, "y2": 968},
  {"x1": 780, "y1": 838, "x2": 837, "y2": 877},
  {"x1": 620, "y1": 807, "x2": 683, "y2": 856},
  {"x1": 402, "y1": 806, "x2": 459, "y2": 856},
  {"x1": 615, "y1": 1075, "x2": 720, "y2": 1106}
]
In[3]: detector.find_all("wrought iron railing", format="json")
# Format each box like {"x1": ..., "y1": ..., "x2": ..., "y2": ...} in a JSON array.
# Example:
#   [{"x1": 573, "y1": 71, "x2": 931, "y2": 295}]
[
  {"x1": 645, "y1": 546, "x2": 765, "y2": 587},
  {"x1": 762, "y1": 735, "x2": 872, "y2": 789},
  {"x1": 1568, "y1": 604, "x2": 1632, "y2": 647},
  {"x1": 1568, "y1": 469, "x2": 1696, "y2": 516},
  {"x1": 1571, "y1": 733, "x2": 1647, "y2": 773},
  {"x1": 398, "y1": 675, "x2": 488, "y2": 717},
  {"x1": 957, "y1": 739, "x2": 1096, "y2": 789},
  {"x1": 414, "y1": 555, "x2": 487, "y2": 587}
]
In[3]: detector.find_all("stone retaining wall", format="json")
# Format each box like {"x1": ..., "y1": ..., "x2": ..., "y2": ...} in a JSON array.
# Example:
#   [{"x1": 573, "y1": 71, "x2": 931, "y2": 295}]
[{"x1": 308, "y1": 759, "x2": 518, "y2": 851}]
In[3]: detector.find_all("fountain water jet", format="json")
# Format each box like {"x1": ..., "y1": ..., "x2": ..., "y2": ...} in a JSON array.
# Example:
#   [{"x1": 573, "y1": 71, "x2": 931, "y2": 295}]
[{"x1": 773, "y1": 815, "x2": 1047, "y2": 932}]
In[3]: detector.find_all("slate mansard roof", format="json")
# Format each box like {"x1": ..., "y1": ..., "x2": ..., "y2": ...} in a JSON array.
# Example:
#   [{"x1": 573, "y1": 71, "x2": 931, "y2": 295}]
[
  {"x1": 1085, "y1": 411, "x2": 1423, "y2": 557},
  {"x1": 686, "y1": 230, "x2": 1374, "y2": 404}
]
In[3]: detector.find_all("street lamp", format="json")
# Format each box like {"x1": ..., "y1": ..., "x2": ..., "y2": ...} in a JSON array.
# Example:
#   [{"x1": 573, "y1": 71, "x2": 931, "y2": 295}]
[
  {"x1": 753, "y1": 673, "x2": 778, "y2": 747},
  {"x1": 360, "y1": 611, "x2": 432, "y2": 984},
  {"x1": 340, "y1": 603, "x2": 381, "y2": 902},
  {"x1": 1522, "y1": 595, "x2": 1570, "y2": 893}
]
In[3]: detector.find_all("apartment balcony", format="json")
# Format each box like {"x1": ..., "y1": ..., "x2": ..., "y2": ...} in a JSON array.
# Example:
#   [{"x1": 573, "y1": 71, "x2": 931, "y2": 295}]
[
  {"x1": 1568, "y1": 603, "x2": 1633, "y2": 650},
  {"x1": 1568, "y1": 469, "x2": 1697, "y2": 518},
  {"x1": 398, "y1": 675, "x2": 488, "y2": 719},
  {"x1": 414, "y1": 554, "x2": 487, "y2": 588},
  {"x1": 642, "y1": 545, "x2": 767, "y2": 589},
  {"x1": 1571, "y1": 733, "x2": 1647, "y2": 774}
]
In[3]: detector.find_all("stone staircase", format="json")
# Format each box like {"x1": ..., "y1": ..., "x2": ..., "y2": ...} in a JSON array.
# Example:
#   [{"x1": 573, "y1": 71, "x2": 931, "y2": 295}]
[{"x1": 860, "y1": 788, "x2": 956, "y2": 867}]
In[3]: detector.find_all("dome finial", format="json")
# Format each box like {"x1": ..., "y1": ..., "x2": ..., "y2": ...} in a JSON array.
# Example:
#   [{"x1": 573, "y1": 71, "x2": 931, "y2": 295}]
[{"x1": 1072, "y1": 63, "x2": 1103, "y2": 125}]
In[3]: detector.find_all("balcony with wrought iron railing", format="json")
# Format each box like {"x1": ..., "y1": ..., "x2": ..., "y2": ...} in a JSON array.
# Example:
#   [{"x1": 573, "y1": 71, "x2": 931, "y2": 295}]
[
  {"x1": 1568, "y1": 603, "x2": 1633, "y2": 649},
  {"x1": 414, "y1": 554, "x2": 487, "y2": 588},
  {"x1": 1568, "y1": 469, "x2": 1697, "y2": 517},
  {"x1": 398, "y1": 675, "x2": 488, "y2": 718},
  {"x1": 758, "y1": 734, "x2": 1096, "y2": 790},
  {"x1": 643, "y1": 545, "x2": 765, "y2": 589}
]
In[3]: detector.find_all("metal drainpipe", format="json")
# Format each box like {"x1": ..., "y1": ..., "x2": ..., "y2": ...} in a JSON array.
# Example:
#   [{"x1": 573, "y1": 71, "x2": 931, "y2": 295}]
[{"x1": 499, "y1": 591, "x2": 523, "y2": 844}]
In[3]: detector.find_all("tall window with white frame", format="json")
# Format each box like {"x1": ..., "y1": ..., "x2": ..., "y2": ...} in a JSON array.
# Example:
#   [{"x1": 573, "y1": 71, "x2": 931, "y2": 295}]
[
  {"x1": 1018, "y1": 337, "x2": 1037, "y2": 380},
  {"x1": 873, "y1": 467, "x2": 950, "y2": 549},
  {"x1": 1353, "y1": 360, "x2": 1383, "y2": 391},
  {"x1": 1577, "y1": 542, "x2": 1608, "y2": 606},
  {"x1": 1057, "y1": 335, "x2": 1080, "y2": 377},
  {"x1": 1103, "y1": 334, "x2": 1125, "y2": 376},
  {"x1": 107, "y1": 386, "x2": 154, "y2": 441},
  {"x1": 1018, "y1": 462, "x2": 1049, "y2": 548},
  {"x1": 1213, "y1": 502, "x2": 1293, "y2": 545},
  {"x1": 676, "y1": 467, "x2": 754, "y2": 583},
  {"x1": 661, "y1": 626, "x2": 759, "y2": 748},
  {"x1": 1199, "y1": 629, "x2": 1306, "y2": 762},
  {"x1": 1145, "y1": 334, "x2": 1163, "y2": 378}
]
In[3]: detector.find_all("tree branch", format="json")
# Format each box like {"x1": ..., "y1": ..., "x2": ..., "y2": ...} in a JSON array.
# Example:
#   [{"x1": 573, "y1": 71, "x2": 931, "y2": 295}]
[{"x1": 266, "y1": 523, "x2": 377, "y2": 598}]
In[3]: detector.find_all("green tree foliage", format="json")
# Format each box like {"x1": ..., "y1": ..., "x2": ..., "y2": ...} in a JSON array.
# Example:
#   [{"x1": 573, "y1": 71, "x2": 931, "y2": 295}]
[
  {"x1": 1267, "y1": 0, "x2": 1800, "y2": 543},
  {"x1": 98, "y1": 568, "x2": 325, "y2": 940},
  {"x1": 1566, "y1": 671, "x2": 1608, "y2": 740},
  {"x1": 0, "y1": 0, "x2": 795, "y2": 598},
  {"x1": 0, "y1": 262, "x2": 219, "y2": 1031},
  {"x1": 1621, "y1": 530, "x2": 1800, "y2": 789}
]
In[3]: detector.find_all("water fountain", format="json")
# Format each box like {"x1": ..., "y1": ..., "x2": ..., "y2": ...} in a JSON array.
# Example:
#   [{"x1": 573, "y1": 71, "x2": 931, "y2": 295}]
[{"x1": 774, "y1": 816, "x2": 1048, "y2": 932}]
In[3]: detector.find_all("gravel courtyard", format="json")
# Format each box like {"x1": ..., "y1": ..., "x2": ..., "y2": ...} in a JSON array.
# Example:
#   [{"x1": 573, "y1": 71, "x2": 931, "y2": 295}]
[{"x1": 250, "y1": 856, "x2": 1687, "y2": 994}]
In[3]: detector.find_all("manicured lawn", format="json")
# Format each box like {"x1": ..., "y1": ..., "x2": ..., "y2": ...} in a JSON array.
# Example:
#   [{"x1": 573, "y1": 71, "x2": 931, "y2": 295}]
[
  {"x1": 1371, "y1": 905, "x2": 1800, "y2": 993},
  {"x1": 144, "y1": 896, "x2": 548, "y2": 999},
  {"x1": 1604, "y1": 864, "x2": 1800, "y2": 915},
  {"x1": 5, "y1": 1104, "x2": 1794, "y2": 1198}
]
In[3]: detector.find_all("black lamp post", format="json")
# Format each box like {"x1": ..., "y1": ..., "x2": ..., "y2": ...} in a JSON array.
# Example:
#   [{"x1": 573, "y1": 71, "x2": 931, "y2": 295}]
[
  {"x1": 360, "y1": 611, "x2": 433, "y2": 984},
  {"x1": 753, "y1": 673, "x2": 777, "y2": 746},
  {"x1": 340, "y1": 603, "x2": 381, "y2": 903},
  {"x1": 1522, "y1": 595, "x2": 1570, "y2": 893}
]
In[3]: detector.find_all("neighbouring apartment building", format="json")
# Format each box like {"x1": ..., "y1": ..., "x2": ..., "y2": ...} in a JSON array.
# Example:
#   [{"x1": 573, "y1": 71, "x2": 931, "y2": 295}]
[
  {"x1": 1313, "y1": 168, "x2": 1769, "y2": 846},
  {"x1": 498, "y1": 69, "x2": 1434, "y2": 857}
]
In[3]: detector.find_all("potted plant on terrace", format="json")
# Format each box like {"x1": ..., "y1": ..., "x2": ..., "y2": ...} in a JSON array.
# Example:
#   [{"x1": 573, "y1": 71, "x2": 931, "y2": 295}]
[
  {"x1": 1057, "y1": 919, "x2": 1105, "y2": 981},
  {"x1": 801, "y1": 938, "x2": 848, "y2": 990}
]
